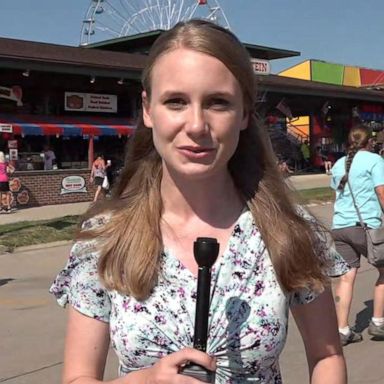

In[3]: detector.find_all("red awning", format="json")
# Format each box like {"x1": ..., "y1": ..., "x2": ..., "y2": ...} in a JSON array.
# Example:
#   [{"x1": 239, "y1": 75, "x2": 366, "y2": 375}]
[{"x1": 0, "y1": 114, "x2": 136, "y2": 136}]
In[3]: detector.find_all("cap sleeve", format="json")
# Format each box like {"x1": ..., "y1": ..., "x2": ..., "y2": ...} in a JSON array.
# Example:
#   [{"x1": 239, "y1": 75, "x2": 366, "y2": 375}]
[
  {"x1": 49, "y1": 216, "x2": 111, "y2": 322},
  {"x1": 289, "y1": 206, "x2": 349, "y2": 306}
]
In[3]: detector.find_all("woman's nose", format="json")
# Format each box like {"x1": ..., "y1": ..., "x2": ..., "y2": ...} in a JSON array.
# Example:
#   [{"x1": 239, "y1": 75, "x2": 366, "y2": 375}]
[{"x1": 184, "y1": 105, "x2": 208, "y2": 136}]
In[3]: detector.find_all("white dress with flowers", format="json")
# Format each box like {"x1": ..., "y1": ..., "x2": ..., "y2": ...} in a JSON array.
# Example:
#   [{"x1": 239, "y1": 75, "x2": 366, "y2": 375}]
[{"x1": 50, "y1": 210, "x2": 348, "y2": 384}]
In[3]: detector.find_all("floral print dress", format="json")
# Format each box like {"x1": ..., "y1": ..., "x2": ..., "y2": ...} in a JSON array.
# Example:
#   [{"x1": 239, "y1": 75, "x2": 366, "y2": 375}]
[{"x1": 50, "y1": 210, "x2": 348, "y2": 384}]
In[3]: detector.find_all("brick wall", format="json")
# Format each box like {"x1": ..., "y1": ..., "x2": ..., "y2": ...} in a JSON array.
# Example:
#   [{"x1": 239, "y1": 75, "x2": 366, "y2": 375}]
[{"x1": 8, "y1": 169, "x2": 97, "y2": 208}]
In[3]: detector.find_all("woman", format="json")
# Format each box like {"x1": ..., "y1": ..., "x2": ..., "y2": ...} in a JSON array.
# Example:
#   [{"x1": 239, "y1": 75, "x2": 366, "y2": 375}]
[
  {"x1": 90, "y1": 154, "x2": 107, "y2": 202},
  {"x1": 315, "y1": 146, "x2": 332, "y2": 175},
  {"x1": 331, "y1": 125, "x2": 384, "y2": 346},
  {"x1": 50, "y1": 20, "x2": 347, "y2": 383},
  {"x1": 0, "y1": 151, "x2": 14, "y2": 213}
]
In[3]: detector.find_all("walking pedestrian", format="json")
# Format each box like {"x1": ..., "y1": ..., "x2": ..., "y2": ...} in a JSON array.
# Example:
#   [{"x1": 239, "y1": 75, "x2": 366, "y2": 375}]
[
  {"x1": 50, "y1": 19, "x2": 347, "y2": 384},
  {"x1": 331, "y1": 124, "x2": 384, "y2": 346},
  {"x1": 0, "y1": 151, "x2": 14, "y2": 213},
  {"x1": 90, "y1": 154, "x2": 108, "y2": 202}
]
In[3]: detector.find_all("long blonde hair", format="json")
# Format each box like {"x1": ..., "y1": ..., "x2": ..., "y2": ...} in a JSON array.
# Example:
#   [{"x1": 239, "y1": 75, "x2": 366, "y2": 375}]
[
  {"x1": 0, "y1": 151, "x2": 5, "y2": 163},
  {"x1": 81, "y1": 19, "x2": 327, "y2": 300}
]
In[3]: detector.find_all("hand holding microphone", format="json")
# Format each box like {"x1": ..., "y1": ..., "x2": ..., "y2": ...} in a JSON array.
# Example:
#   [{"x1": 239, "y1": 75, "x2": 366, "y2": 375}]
[{"x1": 180, "y1": 237, "x2": 219, "y2": 383}]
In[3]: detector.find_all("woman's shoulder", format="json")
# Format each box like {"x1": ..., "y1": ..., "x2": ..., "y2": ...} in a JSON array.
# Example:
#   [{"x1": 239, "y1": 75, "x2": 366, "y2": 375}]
[
  {"x1": 333, "y1": 156, "x2": 346, "y2": 167},
  {"x1": 359, "y1": 150, "x2": 383, "y2": 162},
  {"x1": 49, "y1": 213, "x2": 113, "y2": 321}
]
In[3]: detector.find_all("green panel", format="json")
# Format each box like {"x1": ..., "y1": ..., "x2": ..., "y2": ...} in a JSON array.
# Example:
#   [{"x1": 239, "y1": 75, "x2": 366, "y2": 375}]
[{"x1": 311, "y1": 61, "x2": 344, "y2": 85}]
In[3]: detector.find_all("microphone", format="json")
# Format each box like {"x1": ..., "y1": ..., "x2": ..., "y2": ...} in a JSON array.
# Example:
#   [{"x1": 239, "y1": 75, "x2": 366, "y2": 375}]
[{"x1": 180, "y1": 237, "x2": 219, "y2": 383}]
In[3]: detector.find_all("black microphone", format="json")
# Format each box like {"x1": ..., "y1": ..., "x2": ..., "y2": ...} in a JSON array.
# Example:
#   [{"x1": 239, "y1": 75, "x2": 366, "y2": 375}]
[{"x1": 180, "y1": 237, "x2": 219, "y2": 383}]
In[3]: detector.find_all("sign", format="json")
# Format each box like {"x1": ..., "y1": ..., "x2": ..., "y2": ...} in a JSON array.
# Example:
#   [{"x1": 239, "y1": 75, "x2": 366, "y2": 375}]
[
  {"x1": 0, "y1": 86, "x2": 23, "y2": 106},
  {"x1": 0, "y1": 124, "x2": 13, "y2": 133},
  {"x1": 60, "y1": 176, "x2": 87, "y2": 194},
  {"x1": 250, "y1": 59, "x2": 271, "y2": 75},
  {"x1": 65, "y1": 92, "x2": 117, "y2": 113},
  {"x1": 9, "y1": 149, "x2": 18, "y2": 161},
  {"x1": 7, "y1": 140, "x2": 18, "y2": 149}
]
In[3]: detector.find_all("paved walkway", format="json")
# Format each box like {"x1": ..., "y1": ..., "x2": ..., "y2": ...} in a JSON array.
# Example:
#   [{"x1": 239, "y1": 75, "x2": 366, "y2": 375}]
[
  {"x1": 0, "y1": 173, "x2": 332, "y2": 225},
  {"x1": 0, "y1": 201, "x2": 91, "y2": 225},
  {"x1": 1, "y1": 204, "x2": 384, "y2": 384}
]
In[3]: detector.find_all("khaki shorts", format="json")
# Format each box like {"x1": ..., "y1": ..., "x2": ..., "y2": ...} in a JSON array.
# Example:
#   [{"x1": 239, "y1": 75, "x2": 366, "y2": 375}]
[{"x1": 331, "y1": 226, "x2": 367, "y2": 268}]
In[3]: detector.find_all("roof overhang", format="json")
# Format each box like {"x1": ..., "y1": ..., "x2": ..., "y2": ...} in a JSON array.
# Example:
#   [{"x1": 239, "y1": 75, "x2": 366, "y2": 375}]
[
  {"x1": 256, "y1": 74, "x2": 384, "y2": 103},
  {"x1": 84, "y1": 29, "x2": 300, "y2": 60},
  {"x1": 0, "y1": 37, "x2": 147, "y2": 79}
]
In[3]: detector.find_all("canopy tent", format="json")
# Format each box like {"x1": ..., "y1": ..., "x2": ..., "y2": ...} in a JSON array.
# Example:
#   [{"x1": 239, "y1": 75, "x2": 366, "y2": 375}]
[{"x1": 0, "y1": 114, "x2": 136, "y2": 136}]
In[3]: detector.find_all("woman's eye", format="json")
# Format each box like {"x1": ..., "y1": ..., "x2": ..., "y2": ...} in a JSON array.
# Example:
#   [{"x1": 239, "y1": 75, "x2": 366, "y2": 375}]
[
  {"x1": 165, "y1": 98, "x2": 186, "y2": 109},
  {"x1": 207, "y1": 98, "x2": 231, "y2": 110}
]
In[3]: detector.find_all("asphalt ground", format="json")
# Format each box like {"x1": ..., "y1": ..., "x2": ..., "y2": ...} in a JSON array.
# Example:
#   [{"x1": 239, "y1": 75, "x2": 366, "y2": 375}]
[{"x1": 1, "y1": 203, "x2": 384, "y2": 383}]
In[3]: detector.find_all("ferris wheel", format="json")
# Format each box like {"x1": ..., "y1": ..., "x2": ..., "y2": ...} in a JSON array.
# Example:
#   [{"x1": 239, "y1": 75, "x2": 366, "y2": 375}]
[{"x1": 80, "y1": 0, "x2": 231, "y2": 46}]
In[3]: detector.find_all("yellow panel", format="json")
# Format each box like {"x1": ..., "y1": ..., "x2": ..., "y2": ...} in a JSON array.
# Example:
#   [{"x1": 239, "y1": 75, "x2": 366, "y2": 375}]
[
  {"x1": 278, "y1": 60, "x2": 311, "y2": 80},
  {"x1": 292, "y1": 116, "x2": 309, "y2": 125},
  {"x1": 343, "y1": 66, "x2": 361, "y2": 86}
]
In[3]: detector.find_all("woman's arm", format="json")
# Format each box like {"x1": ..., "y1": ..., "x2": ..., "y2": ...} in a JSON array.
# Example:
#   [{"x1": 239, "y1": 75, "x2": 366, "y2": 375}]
[
  {"x1": 374, "y1": 185, "x2": 384, "y2": 211},
  {"x1": 90, "y1": 165, "x2": 95, "y2": 181},
  {"x1": 6, "y1": 163, "x2": 15, "y2": 174},
  {"x1": 63, "y1": 307, "x2": 112, "y2": 384},
  {"x1": 290, "y1": 287, "x2": 347, "y2": 384},
  {"x1": 63, "y1": 307, "x2": 215, "y2": 384}
]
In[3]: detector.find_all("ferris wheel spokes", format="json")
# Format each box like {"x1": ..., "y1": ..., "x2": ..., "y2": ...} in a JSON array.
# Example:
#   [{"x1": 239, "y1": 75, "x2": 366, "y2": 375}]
[{"x1": 80, "y1": 0, "x2": 231, "y2": 46}]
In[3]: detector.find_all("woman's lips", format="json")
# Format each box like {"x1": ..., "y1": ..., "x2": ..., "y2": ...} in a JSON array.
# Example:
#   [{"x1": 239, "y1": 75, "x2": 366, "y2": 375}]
[{"x1": 178, "y1": 146, "x2": 215, "y2": 159}]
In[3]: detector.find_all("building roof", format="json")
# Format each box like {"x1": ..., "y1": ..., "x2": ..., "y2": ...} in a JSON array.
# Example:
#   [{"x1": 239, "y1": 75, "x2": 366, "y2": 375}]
[
  {"x1": 256, "y1": 74, "x2": 384, "y2": 102},
  {"x1": 0, "y1": 36, "x2": 383, "y2": 116},
  {"x1": 0, "y1": 37, "x2": 148, "y2": 79},
  {"x1": 256, "y1": 74, "x2": 384, "y2": 116},
  {"x1": 85, "y1": 29, "x2": 300, "y2": 60}
]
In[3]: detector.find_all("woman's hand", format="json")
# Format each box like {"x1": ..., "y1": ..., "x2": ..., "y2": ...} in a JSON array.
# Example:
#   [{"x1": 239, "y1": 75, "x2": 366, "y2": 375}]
[{"x1": 127, "y1": 347, "x2": 216, "y2": 384}]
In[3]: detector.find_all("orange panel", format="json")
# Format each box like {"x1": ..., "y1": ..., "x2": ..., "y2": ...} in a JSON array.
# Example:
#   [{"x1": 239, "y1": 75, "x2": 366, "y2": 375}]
[{"x1": 343, "y1": 66, "x2": 361, "y2": 86}]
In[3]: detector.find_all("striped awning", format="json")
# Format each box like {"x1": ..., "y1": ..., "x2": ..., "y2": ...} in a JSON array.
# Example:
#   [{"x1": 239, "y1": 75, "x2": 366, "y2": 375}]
[{"x1": 0, "y1": 114, "x2": 136, "y2": 136}]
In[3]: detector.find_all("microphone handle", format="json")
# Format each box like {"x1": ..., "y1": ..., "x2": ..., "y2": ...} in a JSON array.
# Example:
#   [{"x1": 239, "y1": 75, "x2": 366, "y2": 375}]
[
  {"x1": 180, "y1": 266, "x2": 215, "y2": 383},
  {"x1": 194, "y1": 266, "x2": 211, "y2": 351}
]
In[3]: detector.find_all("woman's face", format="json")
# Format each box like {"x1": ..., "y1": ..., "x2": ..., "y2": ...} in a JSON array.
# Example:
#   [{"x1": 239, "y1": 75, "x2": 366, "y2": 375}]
[{"x1": 142, "y1": 48, "x2": 248, "y2": 181}]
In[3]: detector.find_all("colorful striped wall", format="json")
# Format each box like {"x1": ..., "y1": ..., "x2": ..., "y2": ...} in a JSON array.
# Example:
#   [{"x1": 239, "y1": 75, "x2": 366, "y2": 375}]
[{"x1": 279, "y1": 60, "x2": 384, "y2": 87}]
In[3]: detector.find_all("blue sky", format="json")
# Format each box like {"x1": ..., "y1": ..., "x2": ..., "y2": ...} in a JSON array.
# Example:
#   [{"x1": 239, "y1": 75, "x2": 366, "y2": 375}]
[{"x1": 0, "y1": 0, "x2": 383, "y2": 74}]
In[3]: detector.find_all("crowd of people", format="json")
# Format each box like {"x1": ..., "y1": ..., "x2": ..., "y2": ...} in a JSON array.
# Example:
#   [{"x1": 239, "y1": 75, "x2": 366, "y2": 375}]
[{"x1": 47, "y1": 19, "x2": 383, "y2": 384}]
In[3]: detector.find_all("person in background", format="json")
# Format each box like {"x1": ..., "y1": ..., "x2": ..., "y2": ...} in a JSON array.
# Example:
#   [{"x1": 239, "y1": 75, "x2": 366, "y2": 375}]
[
  {"x1": 0, "y1": 151, "x2": 15, "y2": 213},
  {"x1": 50, "y1": 20, "x2": 347, "y2": 384},
  {"x1": 90, "y1": 154, "x2": 108, "y2": 202},
  {"x1": 300, "y1": 139, "x2": 311, "y2": 170},
  {"x1": 330, "y1": 125, "x2": 384, "y2": 346},
  {"x1": 43, "y1": 145, "x2": 56, "y2": 170},
  {"x1": 316, "y1": 146, "x2": 332, "y2": 175}
]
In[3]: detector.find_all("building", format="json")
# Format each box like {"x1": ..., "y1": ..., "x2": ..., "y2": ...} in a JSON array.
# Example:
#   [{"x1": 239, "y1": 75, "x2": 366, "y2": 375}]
[{"x1": 1, "y1": 34, "x2": 384, "y2": 208}]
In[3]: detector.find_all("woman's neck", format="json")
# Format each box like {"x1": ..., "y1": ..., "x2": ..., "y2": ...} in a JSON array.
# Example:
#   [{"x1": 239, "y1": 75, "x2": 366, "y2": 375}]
[{"x1": 160, "y1": 169, "x2": 244, "y2": 225}]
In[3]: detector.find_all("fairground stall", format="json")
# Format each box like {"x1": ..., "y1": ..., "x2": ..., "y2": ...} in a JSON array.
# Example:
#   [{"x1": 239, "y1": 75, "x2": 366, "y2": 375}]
[
  {"x1": 275, "y1": 60, "x2": 384, "y2": 169},
  {"x1": 0, "y1": 37, "x2": 146, "y2": 208},
  {"x1": 2, "y1": 32, "x2": 384, "y2": 209}
]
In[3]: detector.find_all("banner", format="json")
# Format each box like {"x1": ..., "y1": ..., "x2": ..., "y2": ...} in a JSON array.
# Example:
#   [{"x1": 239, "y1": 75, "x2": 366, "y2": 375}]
[
  {"x1": 276, "y1": 98, "x2": 293, "y2": 120},
  {"x1": 0, "y1": 86, "x2": 23, "y2": 106},
  {"x1": 65, "y1": 92, "x2": 117, "y2": 113}
]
